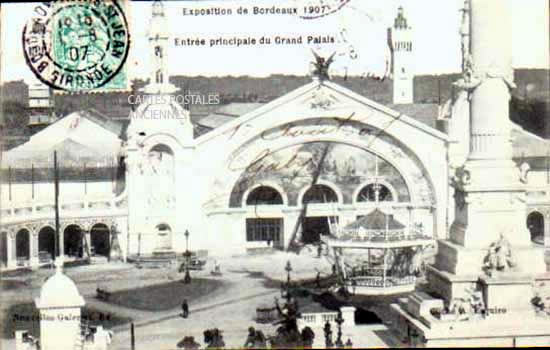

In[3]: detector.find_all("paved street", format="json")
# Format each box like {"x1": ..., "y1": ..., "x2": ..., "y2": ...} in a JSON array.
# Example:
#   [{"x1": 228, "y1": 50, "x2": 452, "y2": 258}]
[{"x1": 1, "y1": 251, "x2": 403, "y2": 349}]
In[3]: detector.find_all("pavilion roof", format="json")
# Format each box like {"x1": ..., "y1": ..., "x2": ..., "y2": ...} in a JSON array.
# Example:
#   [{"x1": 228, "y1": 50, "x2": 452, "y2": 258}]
[{"x1": 344, "y1": 209, "x2": 405, "y2": 231}]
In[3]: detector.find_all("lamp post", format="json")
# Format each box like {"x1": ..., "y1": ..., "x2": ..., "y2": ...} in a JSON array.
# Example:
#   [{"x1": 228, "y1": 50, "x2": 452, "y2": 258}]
[
  {"x1": 183, "y1": 230, "x2": 191, "y2": 284},
  {"x1": 334, "y1": 310, "x2": 344, "y2": 348},
  {"x1": 323, "y1": 321, "x2": 333, "y2": 348},
  {"x1": 284, "y1": 260, "x2": 292, "y2": 303}
]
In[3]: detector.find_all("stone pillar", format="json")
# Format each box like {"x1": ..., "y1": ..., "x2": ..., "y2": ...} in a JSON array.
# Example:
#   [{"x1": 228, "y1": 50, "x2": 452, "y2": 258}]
[
  {"x1": 448, "y1": 0, "x2": 534, "y2": 250},
  {"x1": 340, "y1": 306, "x2": 356, "y2": 327},
  {"x1": 29, "y1": 230, "x2": 39, "y2": 268},
  {"x1": 431, "y1": 0, "x2": 546, "y2": 294},
  {"x1": 58, "y1": 225, "x2": 65, "y2": 259},
  {"x1": 283, "y1": 209, "x2": 301, "y2": 249},
  {"x1": 84, "y1": 230, "x2": 91, "y2": 257},
  {"x1": 465, "y1": 0, "x2": 517, "y2": 186},
  {"x1": 7, "y1": 231, "x2": 17, "y2": 269}
]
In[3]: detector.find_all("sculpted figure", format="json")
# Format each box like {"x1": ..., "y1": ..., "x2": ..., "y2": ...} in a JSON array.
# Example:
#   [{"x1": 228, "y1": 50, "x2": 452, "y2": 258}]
[
  {"x1": 520, "y1": 162, "x2": 530, "y2": 184},
  {"x1": 484, "y1": 234, "x2": 516, "y2": 274},
  {"x1": 311, "y1": 50, "x2": 336, "y2": 81}
]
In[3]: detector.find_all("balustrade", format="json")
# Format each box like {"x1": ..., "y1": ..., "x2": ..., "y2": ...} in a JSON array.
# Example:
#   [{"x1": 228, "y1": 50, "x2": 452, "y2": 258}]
[
  {"x1": 334, "y1": 229, "x2": 431, "y2": 243},
  {"x1": 1, "y1": 194, "x2": 125, "y2": 222},
  {"x1": 346, "y1": 275, "x2": 416, "y2": 288}
]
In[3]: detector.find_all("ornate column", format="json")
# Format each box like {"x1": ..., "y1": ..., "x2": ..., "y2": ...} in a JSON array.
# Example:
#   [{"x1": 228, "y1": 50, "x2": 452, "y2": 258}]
[
  {"x1": 465, "y1": 0, "x2": 517, "y2": 183},
  {"x1": 430, "y1": 0, "x2": 546, "y2": 299},
  {"x1": 449, "y1": 0, "x2": 533, "y2": 250}
]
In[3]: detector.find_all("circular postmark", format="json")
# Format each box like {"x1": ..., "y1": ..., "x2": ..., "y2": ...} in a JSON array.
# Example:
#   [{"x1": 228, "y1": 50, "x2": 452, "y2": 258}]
[
  {"x1": 22, "y1": 1, "x2": 130, "y2": 92},
  {"x1": 295, "y1": 0, "x2": 351, "y2": 19}
]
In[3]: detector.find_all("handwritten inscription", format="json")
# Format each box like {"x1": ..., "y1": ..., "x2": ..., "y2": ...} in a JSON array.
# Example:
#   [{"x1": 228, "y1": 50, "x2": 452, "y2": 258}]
[{"x1": 227, "y1": 111, "x2": 404, "y2": 174}]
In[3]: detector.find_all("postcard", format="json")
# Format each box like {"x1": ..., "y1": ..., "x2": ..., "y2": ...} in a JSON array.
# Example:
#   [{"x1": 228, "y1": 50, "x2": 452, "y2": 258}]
[{"x1": 1, "y1": 0, "x2": 549, "y2": 349}]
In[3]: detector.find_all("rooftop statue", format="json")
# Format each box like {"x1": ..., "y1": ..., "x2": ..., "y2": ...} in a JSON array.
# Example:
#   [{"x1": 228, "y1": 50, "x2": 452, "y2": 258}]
[{"x1": 310, "y1": 50, "x2": 336, "y2": 81}]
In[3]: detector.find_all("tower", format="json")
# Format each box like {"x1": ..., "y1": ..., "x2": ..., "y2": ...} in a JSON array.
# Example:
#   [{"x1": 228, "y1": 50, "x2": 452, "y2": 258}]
[
  {"x1": 390, "y1": 6, "x2": 414, "y2": 104},
  {"x1": 143, "y1": 0, "x2": 177, "y2": 94},
  {"x1": 27, "y1": 82, "x2": 56, "y2": 131},
  {"x1": 124, "y1": 0, "x2": 193, "y2": 259}
]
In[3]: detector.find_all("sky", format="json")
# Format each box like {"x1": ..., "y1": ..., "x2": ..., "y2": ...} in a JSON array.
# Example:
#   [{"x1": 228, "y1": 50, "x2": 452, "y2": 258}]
[{"x1": 1, "y1": 0, "x2": 549, "y2": 84}]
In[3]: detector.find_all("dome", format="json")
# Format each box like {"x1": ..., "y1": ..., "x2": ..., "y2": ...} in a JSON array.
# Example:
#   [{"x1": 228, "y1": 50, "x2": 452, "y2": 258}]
[{"x1": 35, "y1": 260, "x2": 85, "y2": 309}]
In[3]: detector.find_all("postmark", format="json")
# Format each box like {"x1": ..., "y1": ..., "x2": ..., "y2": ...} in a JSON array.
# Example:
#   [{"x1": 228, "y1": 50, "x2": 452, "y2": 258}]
[
  {"x1": 295, "y1": 0, "x2": 351, "y2": 19},
  {"x1": 22, "y1": 1, "x2": 130, "y2": 92}
]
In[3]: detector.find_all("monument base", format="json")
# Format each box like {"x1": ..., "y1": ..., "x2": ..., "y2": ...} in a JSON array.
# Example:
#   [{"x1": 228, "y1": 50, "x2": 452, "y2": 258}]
[
  {"x1": 390, "y1": 300, "x2": 550, "y2": 347},
  {"x1": 433, "y1": 240, "x2": 547, "y2": 277},
  {"x1": 390, "y1": 266, "x2": 550, "y2": 347}
]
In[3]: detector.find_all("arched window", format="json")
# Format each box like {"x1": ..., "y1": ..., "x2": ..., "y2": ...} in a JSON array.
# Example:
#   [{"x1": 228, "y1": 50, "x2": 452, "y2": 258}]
[
  {"x1": 302, "y1": 184, "x2": 338, "y2": 204},
  {"x1": 246, "y1": 186, "x2": 283, "y2": 205},
  {"x1": 156, "y1": 223, "x2": 171, "y2": 232},
  {"x1": 155, "y1": 70, "x2": 163, "y2": 84},
  {"x1": 155, "y1": 46, "x2": 163, "y2": 58},
  {"x1": 527, "y1": 211, "x2": 544, "y2": 244},
  {"x1": 16, "y1": 229, "x2": 30, "y2": 259},
  {"x1": 357, "y1": 183, "x2": 393, "y2": 202},
  {"x1": 155, "y1": 224, "x2": 172, "y2": 251}
]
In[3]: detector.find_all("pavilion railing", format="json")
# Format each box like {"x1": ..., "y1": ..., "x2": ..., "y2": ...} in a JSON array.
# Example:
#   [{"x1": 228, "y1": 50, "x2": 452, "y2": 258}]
[
  {"x1": 345, "y1": 275, "x2": 416, "y2": 288},
  {"x1": 348, "y1": 267, "x2": 385, "y2": 277},
  {"x1": 332, "y1": 229, "x2": 431, "y2": 243}
]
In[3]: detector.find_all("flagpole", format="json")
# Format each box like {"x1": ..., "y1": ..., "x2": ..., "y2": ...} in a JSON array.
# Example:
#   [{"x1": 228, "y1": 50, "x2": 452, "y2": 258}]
[
  {"x1": 31, "y1": 163, "x2": 34, "y2": 199},
  {"x1": 54, "y1": 151, "x2": 60, "y2": 259},
  {"x1": 546, "y1": 151, "x2": 549, "y2": 185},
  {"x1": 8, "y1": 166, "x2": 11, "y2": 201}
]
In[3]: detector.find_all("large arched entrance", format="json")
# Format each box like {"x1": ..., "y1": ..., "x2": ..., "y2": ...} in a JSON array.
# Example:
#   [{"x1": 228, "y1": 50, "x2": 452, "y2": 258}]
[
  {"x1": 527, "y1": 212, "x2": 544, "y2": 245},
  {"x1": 90, "y1": 223, "x2": 110, "y2": 257},
  {"x1": 16, "y1": 229, "x2": 30, "y2": 260},
  {"x1": 145, "y1": 144, "x2": 176, "y2": 210},
  {"x1": 64, "y1": 225, "x2": 83, "y2": 257},
  {"x1": 301, "y1": 184, "x2": 339, "y2": 244},
  {"x1": 38, "y1": 226, "x2": 56, "y2": 260}
]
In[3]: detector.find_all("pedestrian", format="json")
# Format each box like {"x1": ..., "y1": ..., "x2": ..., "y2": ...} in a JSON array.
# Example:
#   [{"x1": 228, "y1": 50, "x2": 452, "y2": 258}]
[
  {"x1": 316, "y1": 271, "x2": 322, "y2": 289},
  {"x1": 182, "y1": 299, "x2": 189, "y2": 318},
  {"x1": 317, "y1": 243, "x2": 322, "y2": 258}
]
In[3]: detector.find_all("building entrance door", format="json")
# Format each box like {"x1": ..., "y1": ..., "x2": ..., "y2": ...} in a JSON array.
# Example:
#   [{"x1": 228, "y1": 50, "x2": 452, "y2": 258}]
[
  {"x1": 301, "y1": 216, "x2": 337, "y2": 244},
  {"x1": 155, "y1": 224, "x2": 173, "y2": 251}
]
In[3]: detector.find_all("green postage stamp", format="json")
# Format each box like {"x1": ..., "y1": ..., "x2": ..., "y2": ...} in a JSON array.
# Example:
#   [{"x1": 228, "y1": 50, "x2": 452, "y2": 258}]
[{"x1": 22, "y1": 1, "x2": 130, "y2": 92}]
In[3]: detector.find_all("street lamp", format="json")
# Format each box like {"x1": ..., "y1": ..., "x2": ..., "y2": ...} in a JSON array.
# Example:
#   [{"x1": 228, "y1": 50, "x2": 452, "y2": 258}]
[
  {"x1": 284, "y1": 260, "x2": 293, "y2": 303},
  {"x1": 183, "y1": 230, "x2": 191, "y2": 284},
  {"x1": 334, "y1": 310, "x2": 344, "y2": 348}
]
